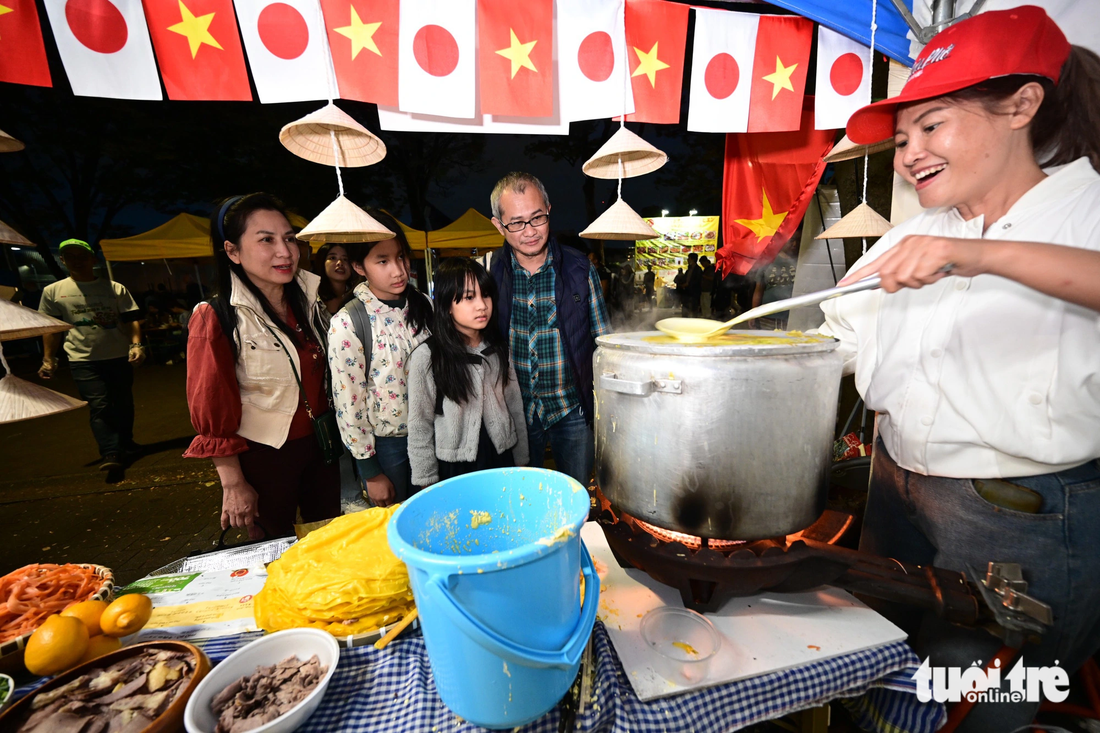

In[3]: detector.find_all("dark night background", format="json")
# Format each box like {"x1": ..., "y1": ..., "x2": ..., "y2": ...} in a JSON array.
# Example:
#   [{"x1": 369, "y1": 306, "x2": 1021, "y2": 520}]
[{"x1": 0, "y1": 0, "x2": 893, "y2": 283}]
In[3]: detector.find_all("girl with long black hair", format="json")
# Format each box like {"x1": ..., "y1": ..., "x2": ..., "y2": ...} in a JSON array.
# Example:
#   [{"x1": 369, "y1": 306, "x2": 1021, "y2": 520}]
[
  {"x1": 327, "y1": 209, "x2": 433, "y2": 506},
  {"x1": 406, "y1": 258, "x2": 528, "y2": 486},
  {"x1": 185, "y1": 193, "x2": 339, "y2": 538}
]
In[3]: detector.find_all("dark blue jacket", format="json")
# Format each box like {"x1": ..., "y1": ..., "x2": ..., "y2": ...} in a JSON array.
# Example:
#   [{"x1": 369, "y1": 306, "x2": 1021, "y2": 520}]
[{"x1": 490, "y1": 236, "x2": 597, "y2": 426}]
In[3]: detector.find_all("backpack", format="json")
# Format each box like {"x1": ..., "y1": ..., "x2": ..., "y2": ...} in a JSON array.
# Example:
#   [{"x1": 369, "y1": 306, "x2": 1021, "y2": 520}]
[
  {"x1": 345, "y1": 296, "x2": 373, "y2": 359},
  {"x1": 345, "y1": 295, "x2": 446, "y2": 415}
]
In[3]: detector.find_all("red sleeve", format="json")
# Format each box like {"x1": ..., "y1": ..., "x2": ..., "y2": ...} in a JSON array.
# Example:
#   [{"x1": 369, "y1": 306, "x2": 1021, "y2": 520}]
[{"x1": 183, "y1": 304, "x2": 248, "y2": 458}]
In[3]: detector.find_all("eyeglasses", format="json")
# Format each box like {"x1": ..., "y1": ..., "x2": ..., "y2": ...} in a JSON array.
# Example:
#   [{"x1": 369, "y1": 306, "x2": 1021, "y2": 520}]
[{"x1": 501, "y1": 213, "x2": 550, "y2": 233}]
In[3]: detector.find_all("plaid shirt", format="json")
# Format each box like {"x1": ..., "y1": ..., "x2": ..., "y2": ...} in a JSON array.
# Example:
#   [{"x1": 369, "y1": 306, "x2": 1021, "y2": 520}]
[{"x1": 509, "y1": 247, "x2": 611, "y2": 428}]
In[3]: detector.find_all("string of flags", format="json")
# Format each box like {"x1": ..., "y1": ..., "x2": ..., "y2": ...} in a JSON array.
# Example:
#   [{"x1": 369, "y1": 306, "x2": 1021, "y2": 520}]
[{"x1": 0, "y1": 0, "x2": 878, "y2": 133}]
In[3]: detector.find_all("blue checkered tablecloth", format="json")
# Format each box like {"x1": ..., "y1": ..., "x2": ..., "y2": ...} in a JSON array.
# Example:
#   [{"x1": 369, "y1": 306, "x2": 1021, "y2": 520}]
[
  {"x1": 204, "y1": 623, "x2": 942, "y2": 733},
  {"x1": 10, "y1": 624, "x2": 943, "y2": 732}
]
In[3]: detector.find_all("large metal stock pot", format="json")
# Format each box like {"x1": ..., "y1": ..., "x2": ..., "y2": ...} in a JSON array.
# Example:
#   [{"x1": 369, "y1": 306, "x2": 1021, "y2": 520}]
[{"x1": 594, "y1": 332, "x2": 843, "y2": 541}]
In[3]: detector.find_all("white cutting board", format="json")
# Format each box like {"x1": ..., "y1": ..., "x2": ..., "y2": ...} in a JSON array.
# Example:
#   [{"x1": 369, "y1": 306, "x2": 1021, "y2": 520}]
[{"x1": 581, "y1": 523, "x2": 908, "y2": 701}]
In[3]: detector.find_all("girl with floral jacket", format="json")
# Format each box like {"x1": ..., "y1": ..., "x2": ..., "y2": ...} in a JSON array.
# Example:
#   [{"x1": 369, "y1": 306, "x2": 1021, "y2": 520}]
[{"x1": 327, "y1": 209, "x2": 433, "y2": 506}]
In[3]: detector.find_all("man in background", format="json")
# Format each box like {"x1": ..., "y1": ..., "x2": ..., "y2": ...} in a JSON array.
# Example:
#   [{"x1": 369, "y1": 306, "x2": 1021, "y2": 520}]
[
  {"x1": 699, "y1": 256, "x2": 715, "y2": 317},
  {"x1": 39, "y1": 239, "x2": 145, "y2": 471},
  {"x1": 489, "y1": 172, "x2": 611, "y2": 486},
  {"x1": 682, "y1": 253, "x2": 703, "y2": 317}
]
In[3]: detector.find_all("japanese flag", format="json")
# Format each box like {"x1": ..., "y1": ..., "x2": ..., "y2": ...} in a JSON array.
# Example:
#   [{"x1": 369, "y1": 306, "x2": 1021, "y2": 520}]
[
  {"x1": 42, "y1": 0, "x2": 162, "y2": 99},
  {"x1": 398, "y1": 0, "x2": 476, "y2": 119},
  {"x1": 815, "y1": 25, "x2": 871, "y2": 131},
  {"x1": 686, "y1": 8, "x2": 757, "y2": 133},
  {"x1": 234, "y1": 0, "x2": 334, "y2": 103},
  {"x1": 558, "y1": 0, "x2": 634, "y2": 123}
]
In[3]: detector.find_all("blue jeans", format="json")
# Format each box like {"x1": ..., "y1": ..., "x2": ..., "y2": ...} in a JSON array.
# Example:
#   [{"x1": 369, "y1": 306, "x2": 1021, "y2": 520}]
[
  {"x1": 860, "y1": 438, "x2": 1100, "y2": 732},
  {"x1": 69, "y1": 357, "x2": 134, "y2": 458},
  {"x1": 373, "y1": 435, "x2": 417, "y2": 503},
  {"x1": 526, "y1": 407, "x2": 594, "y2": 487}
]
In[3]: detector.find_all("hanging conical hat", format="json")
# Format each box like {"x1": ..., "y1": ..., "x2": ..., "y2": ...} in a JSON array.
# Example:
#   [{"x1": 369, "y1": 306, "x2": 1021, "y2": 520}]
[
  {"x1": 0, "y1": 374, "x2": 86, "y2": 424},
  {"x1": 296, "y1": 195, "x2": 396, "y2": 243},
  {"x1": 582, "y1": 127, "x2": 668, "y2": 179},
  {"x1": 823, "y1": 134, "x2": 894, "y2": 163},
  {"x1": 0, "y1": 299, "x2": 72, "y2": 341},
  {"x1": 0, "y1": 128, "x2": 24, "y2": 153},
  {"x1": 280, "y1": 103, "x2": 386, "y2": 168},
  {"x1": 0, "y1": 219, "x2": 33, "y2": 246},
  {"x1": 580, "y1": 199, "x2": 659, "y2": 241},
  {"x1": 815, "y1": 202, "x2": 894, "y2": 240}
]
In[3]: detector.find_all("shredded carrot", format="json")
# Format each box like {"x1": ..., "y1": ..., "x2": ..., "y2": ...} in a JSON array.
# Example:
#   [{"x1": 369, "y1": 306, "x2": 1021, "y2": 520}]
[{"x1": 0, "y1": 564, "x2": 104, "y2": 643}]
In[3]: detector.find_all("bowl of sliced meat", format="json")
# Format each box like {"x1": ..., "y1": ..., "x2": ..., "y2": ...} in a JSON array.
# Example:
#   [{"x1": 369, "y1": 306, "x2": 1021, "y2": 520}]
[
  {"x1": 0, "y1": 640, "x2": 209, "y2": 733},
  {"x1": 183, "y1": 629, "x2": 338, "y2": 733}
]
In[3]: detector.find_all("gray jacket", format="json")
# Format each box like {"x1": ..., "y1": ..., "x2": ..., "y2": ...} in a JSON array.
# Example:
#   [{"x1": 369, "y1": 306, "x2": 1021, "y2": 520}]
[{"x1": 407, "y1": 341, "x2": 529, "y2": 486}]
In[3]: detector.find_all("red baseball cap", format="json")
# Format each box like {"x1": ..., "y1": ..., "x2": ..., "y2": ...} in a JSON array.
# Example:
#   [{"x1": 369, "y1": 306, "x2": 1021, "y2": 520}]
[{"x1": 846, "y1": 5, "x2": 1071, "y2": 144}]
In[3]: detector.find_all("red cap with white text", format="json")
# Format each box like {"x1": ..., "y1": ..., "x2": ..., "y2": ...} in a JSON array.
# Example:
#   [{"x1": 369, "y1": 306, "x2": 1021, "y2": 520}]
[{"x1": 846, "y1": 6, "x2": 1071, "y2": 144}]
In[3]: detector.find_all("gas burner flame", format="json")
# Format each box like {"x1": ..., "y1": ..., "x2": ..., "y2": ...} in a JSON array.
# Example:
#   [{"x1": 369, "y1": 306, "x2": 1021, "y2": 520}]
[{"x1": 634, "y1": 519, "x2": 748, "y2": 551}]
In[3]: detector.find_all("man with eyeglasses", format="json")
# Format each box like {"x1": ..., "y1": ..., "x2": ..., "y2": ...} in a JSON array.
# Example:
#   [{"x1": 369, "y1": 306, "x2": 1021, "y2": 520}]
[{"x1": 489, "y1": 172, "x2": 611, "y2": 486}]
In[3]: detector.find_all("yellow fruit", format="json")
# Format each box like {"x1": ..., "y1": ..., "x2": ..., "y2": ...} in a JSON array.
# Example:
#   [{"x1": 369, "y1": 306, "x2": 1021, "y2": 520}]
[
  {"x1": 100, "y1": 594, "x2": 153, "y2": 638},
  {"x1": 61, "y1": 599, "x2": 109, "y2": 637},
  {"x1": 78, "y1": 634, "x2": 121, "y2": 664},
  {"x1": 24, "y1": 615, "x2": 89, "y2": 677}
]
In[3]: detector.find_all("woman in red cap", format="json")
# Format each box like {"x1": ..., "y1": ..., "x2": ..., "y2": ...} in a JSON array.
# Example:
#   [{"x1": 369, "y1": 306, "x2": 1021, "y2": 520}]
[{"x1": 820, "y1": 7, "x2": 1100, "y2": 731}]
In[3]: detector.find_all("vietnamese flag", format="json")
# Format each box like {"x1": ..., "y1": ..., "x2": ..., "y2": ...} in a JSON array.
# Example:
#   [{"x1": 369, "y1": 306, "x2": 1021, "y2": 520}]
[
  {"x1": 0, "y1": 0, "x2": 52, "y2": 87},
  {"x1": 144, "y1": 0, "x2": 252, "y2": 100},
  {"x1": 322, "y1": 0, "x2": 398, "y2": 106},
  {"x1": 478, "y1": 0, "x2": 551, "y2": 117},
  {"x1": 622, "y1": 0, "x2": 686, "y2": 124},
  {"x1": 747, "y1": 15, "x2": 812, "y2": 132},
  {"x1": 719, "y1": 100, "x2": 834, "y2": 276}
]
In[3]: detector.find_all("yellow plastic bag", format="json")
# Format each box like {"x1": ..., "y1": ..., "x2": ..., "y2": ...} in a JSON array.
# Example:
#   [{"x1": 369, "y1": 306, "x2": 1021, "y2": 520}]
[{"x1": 254, "y1": 506, "x2": 415, "y2": 636}]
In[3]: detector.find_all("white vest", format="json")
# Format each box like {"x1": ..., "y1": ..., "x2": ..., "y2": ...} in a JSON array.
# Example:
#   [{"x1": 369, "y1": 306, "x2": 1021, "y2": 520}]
[{"x1": 230, "y1": 270, "x2": 325, "y2": 448}]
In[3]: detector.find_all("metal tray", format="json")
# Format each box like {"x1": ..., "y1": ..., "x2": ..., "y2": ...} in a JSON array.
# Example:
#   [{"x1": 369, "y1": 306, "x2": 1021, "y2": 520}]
[{"x1": 143, "y1": 539, "x2": 418, "y2": 647}]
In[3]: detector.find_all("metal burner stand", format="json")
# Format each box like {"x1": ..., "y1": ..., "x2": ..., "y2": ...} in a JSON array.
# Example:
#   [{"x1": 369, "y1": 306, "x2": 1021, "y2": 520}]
[{"x1": 596, "y1": 501, "x2": 1051, "y2": 646}]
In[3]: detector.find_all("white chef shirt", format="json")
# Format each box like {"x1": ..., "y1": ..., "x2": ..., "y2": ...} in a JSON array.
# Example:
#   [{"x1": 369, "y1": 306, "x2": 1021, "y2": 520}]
[{"x1": 819, "y1": 158, "x2": 1100, "y2": 479}]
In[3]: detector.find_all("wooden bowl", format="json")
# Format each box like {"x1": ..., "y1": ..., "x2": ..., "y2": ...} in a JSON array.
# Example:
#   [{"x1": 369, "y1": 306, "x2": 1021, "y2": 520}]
[
  {"x1": 0, "y1": 564, "x2": 115, "y2": 677},
  {"x1": 0, "y1": 640, "x2": 210, "y2": 733}
]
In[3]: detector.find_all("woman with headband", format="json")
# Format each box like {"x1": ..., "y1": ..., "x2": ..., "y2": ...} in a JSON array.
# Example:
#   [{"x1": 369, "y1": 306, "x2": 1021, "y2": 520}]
[
  {"x1": 184, "y1": 193, "x2": 340, "y2": 539},
  {"x1": 820, "y1": 7, "x2": 1100, "y2": 730}
]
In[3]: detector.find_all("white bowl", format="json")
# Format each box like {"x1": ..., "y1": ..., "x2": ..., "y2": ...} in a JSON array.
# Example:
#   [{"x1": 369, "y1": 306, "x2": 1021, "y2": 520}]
[{"x1": 184, "y1": 629, "x2": 340, "y2": 733}]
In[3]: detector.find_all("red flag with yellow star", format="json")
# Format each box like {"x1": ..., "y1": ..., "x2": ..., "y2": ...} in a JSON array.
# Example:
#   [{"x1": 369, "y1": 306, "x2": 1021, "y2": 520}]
[
  {"x1": 144, "y1": 0, "x2": 251, "y2": 100},
  {"x1": 477, "y1": 0, "x2": 551, "y2": 117},
  {"x1": 322, "y1": 0, "x2": 398, "y2": 106},
  {"x1": 719, "y1": 100, "x2": 834, "y2": 276},
  {"x1": 747, "y1": 15, "x2": 812, "y2": 133},
  {"x1": 0, "y1": 0, "x2": 52, "y2": 87},
  {"x1": 621, "y1": 0, "x2": 687, "y2": 124}
]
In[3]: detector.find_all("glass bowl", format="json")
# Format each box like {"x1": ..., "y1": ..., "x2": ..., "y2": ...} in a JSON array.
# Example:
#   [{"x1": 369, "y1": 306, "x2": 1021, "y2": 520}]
[{"x1": 639, "y1": 606, "x2": 721, "y2": 685}]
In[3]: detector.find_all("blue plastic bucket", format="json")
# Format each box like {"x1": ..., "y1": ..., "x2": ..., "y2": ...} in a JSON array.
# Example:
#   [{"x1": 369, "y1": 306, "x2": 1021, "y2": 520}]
[{"x1": 387, "y1": 467, "x2": 599, "y2": 729}]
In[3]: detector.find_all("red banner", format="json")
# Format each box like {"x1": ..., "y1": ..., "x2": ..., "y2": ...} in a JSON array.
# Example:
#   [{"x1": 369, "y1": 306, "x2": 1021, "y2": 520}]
[
  {"x1": 719, "y1": 100, "x2": 834, "y2": 276},
  {"x1": 622, "y1": 0, "x2": 687, "y2": 124},
  {"x1": 478, "y1": 0, "x2": 552, "y2": 117},
  {"x1": 324, "y1": 0, "x2": 399, "y2": 106},
  {"x1": 747, "y1": 15, "x2": 813, "y2": 132},
  {"x1": 0, "y1": 0, "x2": 52, "y2": 87},
  {"x1": 144, "y1": 0, "x2": 252, "y2": 101}
]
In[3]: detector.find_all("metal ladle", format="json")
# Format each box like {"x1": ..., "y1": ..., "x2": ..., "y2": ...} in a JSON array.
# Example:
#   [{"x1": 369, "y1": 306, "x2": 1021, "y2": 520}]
[{"x1": 655, "y1": 275, "x2": 885, "y2": 342}]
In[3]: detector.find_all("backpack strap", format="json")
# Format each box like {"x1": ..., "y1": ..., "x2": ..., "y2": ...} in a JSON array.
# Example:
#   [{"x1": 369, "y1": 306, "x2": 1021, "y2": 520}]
[{"x1": 346, "y1": 296, "x2": 373, "y2": 368}]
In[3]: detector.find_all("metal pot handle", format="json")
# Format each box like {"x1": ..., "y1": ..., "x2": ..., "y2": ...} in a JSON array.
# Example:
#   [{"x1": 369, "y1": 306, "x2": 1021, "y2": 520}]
[{"x1": 599, "y1": 373, "x2": 682, "y2": 396}]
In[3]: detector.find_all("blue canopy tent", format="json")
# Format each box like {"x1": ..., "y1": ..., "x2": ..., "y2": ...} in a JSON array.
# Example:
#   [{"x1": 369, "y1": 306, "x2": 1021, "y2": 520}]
[{"x1": 768, "y1": 0, "x2": 917, "y2": 66}]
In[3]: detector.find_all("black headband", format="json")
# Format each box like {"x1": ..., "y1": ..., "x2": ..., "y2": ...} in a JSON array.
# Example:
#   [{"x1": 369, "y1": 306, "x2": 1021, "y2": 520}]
[{"x1": 215, "y1": 195, "x2": 245, "y2": 246}]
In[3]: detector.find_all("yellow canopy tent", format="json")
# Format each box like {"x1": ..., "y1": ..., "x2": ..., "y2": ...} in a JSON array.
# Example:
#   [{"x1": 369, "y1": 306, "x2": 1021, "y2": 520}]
[
  {"x1": 100, "y1": 213, "x2": 211, "y2": 261},
  {"x1": 396, "y1": 219, "x2": 427, "y2": 252},
  {"x1": 100, "y1": 212, "x2": 312, "y2": 261},
  {"x1": 426, "y1": 209, "x2": 503, "y2": 257}
]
